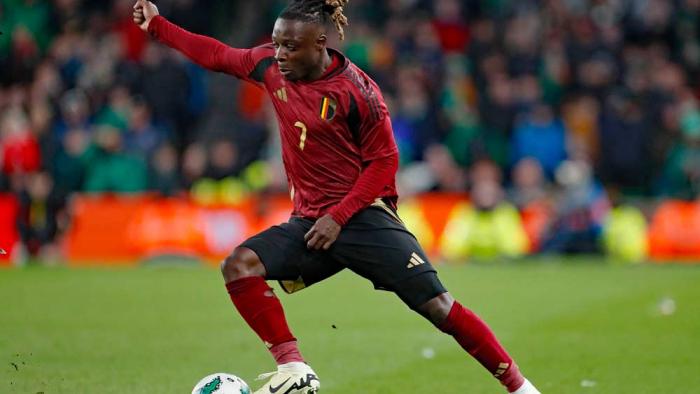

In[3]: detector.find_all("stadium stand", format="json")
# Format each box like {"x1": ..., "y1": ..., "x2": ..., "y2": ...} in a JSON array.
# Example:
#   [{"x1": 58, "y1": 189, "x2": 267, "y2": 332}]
[{"x1": 1, "y1": 0, "x2": 700, "y2": 263}]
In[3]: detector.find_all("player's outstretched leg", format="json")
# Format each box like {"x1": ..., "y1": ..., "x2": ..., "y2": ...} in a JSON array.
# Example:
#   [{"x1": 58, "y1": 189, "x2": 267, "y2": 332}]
[
  {"x1": 418, "y1": 289, "x2": 540, "y2": 393},
  {"x1": 222, "y1": 247, "x2": 320, "y2": 394}
]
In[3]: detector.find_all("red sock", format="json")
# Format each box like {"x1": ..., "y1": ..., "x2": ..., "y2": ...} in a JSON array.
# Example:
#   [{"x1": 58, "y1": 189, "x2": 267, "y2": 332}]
[
  {"x1": 439, "y1": 302, "x2": 524, "y2": 392},
  {"x1": 226, "y1": 277, "x2": 304, "y2": 365}
]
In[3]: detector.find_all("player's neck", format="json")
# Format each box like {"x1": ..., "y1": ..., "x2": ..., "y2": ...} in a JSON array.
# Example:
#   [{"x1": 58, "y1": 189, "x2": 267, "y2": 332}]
[{"x1": 306, "y1": 49, "x2": 332, "y2": 81}]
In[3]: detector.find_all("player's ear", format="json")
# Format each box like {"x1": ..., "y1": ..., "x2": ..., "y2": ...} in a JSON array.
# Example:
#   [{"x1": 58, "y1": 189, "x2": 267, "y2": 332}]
[{"x1": 316, "y1": 34, "x2": 327, "y2": 49}]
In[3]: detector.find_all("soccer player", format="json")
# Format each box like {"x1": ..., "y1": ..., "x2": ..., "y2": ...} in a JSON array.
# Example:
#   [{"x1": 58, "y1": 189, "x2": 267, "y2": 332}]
[{"x1": 133, "y1": 1, "x2": 541, "y2": 393}]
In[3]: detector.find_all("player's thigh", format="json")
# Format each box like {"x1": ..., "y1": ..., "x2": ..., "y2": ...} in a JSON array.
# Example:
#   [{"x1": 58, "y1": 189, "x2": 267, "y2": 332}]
[
  {"x1": 240, "y1": 217, "x2": 344, "y2": 291},
  {"x1": 330, "y1": 207, "x2": 446, "y2": 309}
]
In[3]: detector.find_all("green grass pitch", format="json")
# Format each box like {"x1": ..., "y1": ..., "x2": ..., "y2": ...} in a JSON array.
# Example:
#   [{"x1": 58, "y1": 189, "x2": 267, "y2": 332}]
[{"x1": 1, "y1": 261, "x2": 699, "y2": 393}]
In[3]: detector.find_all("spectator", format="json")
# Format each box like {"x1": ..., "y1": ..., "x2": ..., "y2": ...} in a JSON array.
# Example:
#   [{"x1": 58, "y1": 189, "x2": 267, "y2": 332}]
[
  {"x1": 659, "y1": 98, "x2": 700, "y2": 199},
  {"x1": 124, "y1": 98, "x2": 167, "y2": 160},
  {"x1": 3, "y1": 0, "x2": 53, "y2": 84},
  {"x1": 562, "y1": 95, "x2": 599, "y2": 162},
  {"x1": 440, "y1": 179, "x2": 528, "y2": 262},
  {"x1": 17, "y1": 171, "x2": 61, "y2": 258},
  {"x1": 391, "y1": 65, "x2": 440, "y2": 165},
  {"x1": 149, "y1": 143, "x2": 180, "y2": 197},
  {"x1": 424, "y1": 144, "x2": 467, "y2": 192},
  {"x1": 181, "y1": 142, "x2": 207, "y2": 191},
  {"x1": 598, "y1": 93, "x2": 653, "y2": 194},
  {"x1": 508, "y1": 157, "x2": 549, "y2": 210},
  {"x1": 511, "y1": 104, "x2": 568, "y2": 178},
  {"x1": 603, "y1": 189, "x2": 649, "y2": 263},
  {"x1": 431, "y1": 0, "x2": 470, "y2": 54},
  {"x1": 541, "y1": 157, "x2": 610, "y2": 254},
  {"x1": 205, "y1": 139, "x2": 241, "y2": 180},
  {"x1": 191, "y1": 139, "x2": 249, "y2": 205},
  {"x1": 478, "y1": 72, "x2": 515, "y2": 159},
  {"x1": 508, "y1": 157, "x2": 553, "y2": 252},
  {"x1": 1, "y1": 107, "x2": 41, "y2": 180},
  {"x1": 52, "y1": 129, "x2": 86, "y2": 196},
  {"x1": 82, "y1": 124, "x2": 148, "y2": 193},
  {"x1": 54, "y1": 89, "x2": 92, "y2": 140},
  {"x1": 139, "y1": 42, "x2": 191, "y2": 151}
]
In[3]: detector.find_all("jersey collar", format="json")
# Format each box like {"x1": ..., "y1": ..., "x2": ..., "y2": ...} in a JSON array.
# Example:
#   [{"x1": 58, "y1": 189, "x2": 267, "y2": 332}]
[{"x1": 317, "y1": 48, "x2": 349, "y2": 80}]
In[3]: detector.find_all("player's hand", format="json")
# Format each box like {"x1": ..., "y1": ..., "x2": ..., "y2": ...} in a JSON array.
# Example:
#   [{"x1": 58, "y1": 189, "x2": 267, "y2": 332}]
[
  {"x1": 304, "y1": 214, "x2": 341, "y2": 250},
  {"x1": 133, "y1": 0, "x2": 159, "y2": 32}
]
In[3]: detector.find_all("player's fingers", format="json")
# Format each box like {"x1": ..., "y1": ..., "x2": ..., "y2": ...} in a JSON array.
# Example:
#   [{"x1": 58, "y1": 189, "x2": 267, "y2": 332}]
[
  {"x1": 311, "y1": 234, "x2": 323, "y2": 250},
  {"x1": 306, "y1": 225, "x2": 326, "y2": 242},
  {"x1": 304, "y1": 227, "x2": 315, "y2": 241},
  {"x1": 306, "y1": 235, "x2": 316, "y2": 249},
  {"x1": 307, "y1": 233, "x2": 324, "y2": 249},
  {"x1": 321, "y1": 240, "x2": 333, "y2": 250}
]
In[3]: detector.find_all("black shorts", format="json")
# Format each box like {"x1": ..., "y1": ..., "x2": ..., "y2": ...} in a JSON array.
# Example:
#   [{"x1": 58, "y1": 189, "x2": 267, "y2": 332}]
[{"x1": 240, "y1": 204, "x2": 446, "y2": 310}]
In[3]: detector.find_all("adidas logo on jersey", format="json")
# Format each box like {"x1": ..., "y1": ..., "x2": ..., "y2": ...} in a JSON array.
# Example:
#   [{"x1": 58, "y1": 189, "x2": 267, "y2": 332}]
[{"x1": 407, "y1": 252, "x2": 426, "y2": 268}]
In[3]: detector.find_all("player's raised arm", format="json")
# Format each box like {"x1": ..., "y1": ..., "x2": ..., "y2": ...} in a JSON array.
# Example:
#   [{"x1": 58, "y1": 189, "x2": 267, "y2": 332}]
[
  {"x1": 132, "y1": 0, "x2": 158, "y2": 32},
  {"x1": 133, "y1": 0, "x2": 259, "y2": 81}
]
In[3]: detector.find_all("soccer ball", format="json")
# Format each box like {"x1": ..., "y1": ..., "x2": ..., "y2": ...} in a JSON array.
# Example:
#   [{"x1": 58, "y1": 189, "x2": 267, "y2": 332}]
[{"x1": 191, "y1": 373, "x2": 251, "y2": 394}]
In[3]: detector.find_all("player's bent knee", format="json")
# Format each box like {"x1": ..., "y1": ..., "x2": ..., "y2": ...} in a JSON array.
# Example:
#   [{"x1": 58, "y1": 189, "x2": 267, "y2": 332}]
[
  {"x1": 221, "y1": 247, "x2": 266, "y2": 282},
  {"x1": 419, "y1": 292, "x2": 455, "y2": 326},
  {"x1": 393, "y1": 271, "x2": 449, "y2": 323}
]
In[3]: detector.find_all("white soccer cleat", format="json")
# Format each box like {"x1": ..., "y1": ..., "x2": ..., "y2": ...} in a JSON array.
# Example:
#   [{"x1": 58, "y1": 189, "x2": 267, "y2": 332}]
[
  {"x1": 510, "y1": 378, "x2": 541, "y2": 394},
  {"x1": 253, "y1": 362, "x2": 320, "y2": 394}
]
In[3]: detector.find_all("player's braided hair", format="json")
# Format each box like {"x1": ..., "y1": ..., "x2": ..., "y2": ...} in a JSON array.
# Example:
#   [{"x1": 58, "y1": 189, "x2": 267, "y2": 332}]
[{"x1": 279, "y1": 0, "x2": 349, "y2": 41}]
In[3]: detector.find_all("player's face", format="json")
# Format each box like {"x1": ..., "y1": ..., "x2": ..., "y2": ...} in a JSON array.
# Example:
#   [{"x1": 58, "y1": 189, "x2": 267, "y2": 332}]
[{"x1": 272, "y1": 18, "x2": 327, "y2": 81}]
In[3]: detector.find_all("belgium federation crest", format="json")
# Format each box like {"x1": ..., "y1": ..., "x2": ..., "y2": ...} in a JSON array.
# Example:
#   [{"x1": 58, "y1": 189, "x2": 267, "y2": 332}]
[{"x1": 319, "y1": 96, "x2": 337, "y2": 121}]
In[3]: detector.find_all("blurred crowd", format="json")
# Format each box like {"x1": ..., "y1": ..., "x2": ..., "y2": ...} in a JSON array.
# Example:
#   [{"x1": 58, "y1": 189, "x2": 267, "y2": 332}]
[{"x1": 1, "y1": 0, "x2": 699, "y2": 260}]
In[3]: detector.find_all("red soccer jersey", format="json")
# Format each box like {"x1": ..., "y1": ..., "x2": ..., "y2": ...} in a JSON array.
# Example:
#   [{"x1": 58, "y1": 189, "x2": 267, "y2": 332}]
[{"x1": 149, "y1": 17, "x2": 399, "y2": 222}]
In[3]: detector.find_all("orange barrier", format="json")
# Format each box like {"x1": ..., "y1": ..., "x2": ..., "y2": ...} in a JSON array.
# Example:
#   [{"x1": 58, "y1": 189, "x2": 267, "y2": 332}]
[
  {"x1": 127, "y1": 198, "x2": 208, "y2": 258},
  {"x1": 59, "y1": 193, "x2": 700, "y2": 264},
  {"x1": 63, "y1": 193, "x2": 472, "y2": 264},
  {"x1": 0, "y1": 193, "x2": 19, "y2": 265},
  {"x1": 64, "y1": 194, "x2": 151, "y2": 264},
  {"x1": 648, "y1": 200, "x2": 700, "y2": 261}
]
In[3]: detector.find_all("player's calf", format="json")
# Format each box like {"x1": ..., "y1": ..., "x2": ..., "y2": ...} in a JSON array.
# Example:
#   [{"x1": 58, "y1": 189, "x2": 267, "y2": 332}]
[
  {"x1": 438, "y1": 300, "x2": 541, "y2": 393},
  {"x1": 222, "y1": 246, "x2": 305, "y2": 366},
  {"x1": 403, "y1": 274, "x2": 540, "y2": 393}
]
